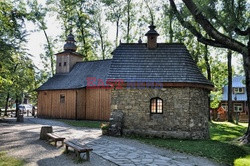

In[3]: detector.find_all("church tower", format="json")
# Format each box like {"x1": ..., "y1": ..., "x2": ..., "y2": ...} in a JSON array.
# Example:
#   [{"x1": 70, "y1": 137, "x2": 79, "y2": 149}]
[{"x1": 55, "y1": 32, "x2": 82, "y2": 74}]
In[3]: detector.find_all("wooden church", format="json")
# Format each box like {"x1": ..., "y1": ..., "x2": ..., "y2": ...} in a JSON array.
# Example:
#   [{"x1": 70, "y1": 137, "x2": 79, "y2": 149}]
[{"x1": 37, "y1": 25, "x2": 213, "y2": 139}]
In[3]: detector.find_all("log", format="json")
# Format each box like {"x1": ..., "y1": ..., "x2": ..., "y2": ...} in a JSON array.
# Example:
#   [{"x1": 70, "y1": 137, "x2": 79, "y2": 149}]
[{"x1": 40, "y1": 126, "x2": 53, "y2": 140}]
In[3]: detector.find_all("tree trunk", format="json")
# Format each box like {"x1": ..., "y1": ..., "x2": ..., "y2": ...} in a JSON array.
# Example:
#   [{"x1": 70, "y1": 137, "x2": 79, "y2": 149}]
[
  {"x1": 204, "y1": 44, "x2": 211, "y2": 121},
  {"x1": 40, "y1": 126, "x2": 53, "y2": 140},
  {"x1": 169, "y1": 5, "x2": 173, "y2": 43},
  {"x1": 98, "y1": 22, "x2": 105, "y2": 60},
  {"x1": 4, "y1": 92, "x2": 10, "y2": 116},
  {"x1": 116, "y1": 19, "x2": 119, "y2": 47},
  {"x1": 77, "y1": 10, "x2": 88, "y2": 60},
  {"x1": 42, "y1": 29, "x2": 54, "y2": 76},
  {"x1": 227, "y1": 50, "x2": 234, "y2": 122},
  {"x1": 126, "y1": 0, "x2": 131, "y2": 43},
  {"x1": 15, "y1": 94, "x2": 18, "y2": 117},
  {"x1": 243, "y1": 41, "x2": 250, "y2": 140}
]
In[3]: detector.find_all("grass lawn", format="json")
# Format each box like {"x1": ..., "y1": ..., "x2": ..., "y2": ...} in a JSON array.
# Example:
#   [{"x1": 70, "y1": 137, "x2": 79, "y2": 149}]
[
  {"x1": 0, "y1": 151, "x2": 24, "y2": 166},
  {"x1": 58, "y1": 119, "x2": 102, "y2": 128},
  {"x1": 127, "y1": 122, "x2": 250, "y2": 166}
]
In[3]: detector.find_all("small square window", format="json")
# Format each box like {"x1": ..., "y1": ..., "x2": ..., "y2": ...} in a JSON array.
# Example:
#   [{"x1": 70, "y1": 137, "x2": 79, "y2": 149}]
[
  {"x1": 234, "y1": 103, "x2": 243, "y2": 112},
  {"x1": 234, "y1": 88, "x2": 244, "y2": 94},
  {"x1": 150, "y1": 97, "x2": 163, "y2": 114},
  {"x1": 64, "y1": 62, "x2": 67, "y2": 66},
  {"x1": 59, "y1": 62, "x2": 61, "y2": 66},
  {"x1": 60, "y1": 94, "x2": 65, "y2": 103}
]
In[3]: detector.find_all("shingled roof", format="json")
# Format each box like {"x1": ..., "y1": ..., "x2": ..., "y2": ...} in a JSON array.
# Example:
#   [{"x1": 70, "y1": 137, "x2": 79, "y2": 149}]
[
  {"x1": 37, "y1": 60, "x2": 112, "y2": 90},
  {"x1": 108, "y1": 43, "x2": 213, "y2": 86}
]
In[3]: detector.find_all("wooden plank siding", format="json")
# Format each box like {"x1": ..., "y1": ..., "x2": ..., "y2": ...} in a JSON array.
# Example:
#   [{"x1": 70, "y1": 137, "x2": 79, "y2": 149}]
[
  {"x1": 37, "y1": 88, "x2": 111, "y2": 120},
  {"x1": 86, "y1": 88, "x2": 111, "y2": 120},
  {"x1": 76, "y1": 89, "x2": 86, "y2": 120}
]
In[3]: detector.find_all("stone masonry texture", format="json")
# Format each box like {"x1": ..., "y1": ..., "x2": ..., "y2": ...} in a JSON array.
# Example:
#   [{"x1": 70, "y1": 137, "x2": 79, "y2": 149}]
[{"x1": 111, "y1": 87, "x2": 210, "y2": 139}]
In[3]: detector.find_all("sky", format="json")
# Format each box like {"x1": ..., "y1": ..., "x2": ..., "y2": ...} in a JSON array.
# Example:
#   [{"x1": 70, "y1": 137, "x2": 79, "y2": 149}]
[{"x1": 24, "y1": 0, "x2": 242, "y2": 72}]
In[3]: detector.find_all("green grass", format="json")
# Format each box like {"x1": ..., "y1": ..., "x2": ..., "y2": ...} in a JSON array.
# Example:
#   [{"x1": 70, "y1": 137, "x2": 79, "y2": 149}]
[
  {"x1": 58, "y1": 119, "x2": 102, "y2": 128},
  {"x1": 0, "y1": 151, "x2": 24, "y2": 166},
  {"x1": 127, "y1": 122, "x2": 250, "y2": 165}
]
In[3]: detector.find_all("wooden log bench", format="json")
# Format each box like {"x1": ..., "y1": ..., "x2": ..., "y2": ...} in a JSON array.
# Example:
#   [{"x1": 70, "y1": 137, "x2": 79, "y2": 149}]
[
  {"x1": 47, "y1": 133, "x2": 65, "y2": 147},
  {"x1": 65, "y1": 140, "x2": 93, "y2": 161}
]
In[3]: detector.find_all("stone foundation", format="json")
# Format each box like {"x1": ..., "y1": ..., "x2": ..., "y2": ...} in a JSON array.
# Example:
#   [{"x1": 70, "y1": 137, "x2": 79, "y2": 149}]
[{"x1": 111, "y1": 87, "x2": 210, "y2": 139}]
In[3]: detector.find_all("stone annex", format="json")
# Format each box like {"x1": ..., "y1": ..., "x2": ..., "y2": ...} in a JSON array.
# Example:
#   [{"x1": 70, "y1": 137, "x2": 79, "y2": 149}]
[{"x1": 37, "y1": 24, "x2": 213, "y2": 139}]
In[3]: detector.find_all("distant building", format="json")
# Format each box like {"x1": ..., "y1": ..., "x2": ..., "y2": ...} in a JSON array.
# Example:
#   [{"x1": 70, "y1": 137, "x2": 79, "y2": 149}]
[{"x1": 219, "y1": 76, "x2": 248, "y2": 122}]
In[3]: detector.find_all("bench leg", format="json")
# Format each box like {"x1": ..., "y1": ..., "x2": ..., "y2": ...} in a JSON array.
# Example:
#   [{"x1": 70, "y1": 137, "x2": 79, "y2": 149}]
[
  {"x1": 65, "y1": 145, "x2": 68, "y2": 153},
  {"x1": 86, "y1": 151, "x2": 90, "y2": 161},
  {"x1": 76, "y1": 151, "x2": 80, "y2": 160},
  {"x1": 55, "y1": 141, "x2": 57, "y2": 147},
  {"x1": 62, "y1": 140, "x2": 64, "y2": 146}
]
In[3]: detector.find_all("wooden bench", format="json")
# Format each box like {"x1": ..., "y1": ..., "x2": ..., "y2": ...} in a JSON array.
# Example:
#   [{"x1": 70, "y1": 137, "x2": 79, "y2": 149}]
[
  {"x1": 65, "y1": 140, "x2": 93, "y2": 161},
  {"x1": 47, "y1": 133, "x2": 65, "y2": 147}
]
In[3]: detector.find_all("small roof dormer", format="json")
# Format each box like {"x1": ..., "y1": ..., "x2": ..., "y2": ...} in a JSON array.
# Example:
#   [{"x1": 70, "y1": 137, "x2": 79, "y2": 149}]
[
  {"x1": 145, "y1": 23, "x2": 159, "y2": 49},
  {"x1": 64, "y1": 31, "x2": 77, "y2": 52}
]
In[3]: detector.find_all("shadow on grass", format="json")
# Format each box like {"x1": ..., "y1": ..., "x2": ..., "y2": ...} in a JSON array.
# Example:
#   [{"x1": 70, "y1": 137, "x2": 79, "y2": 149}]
[
  {"x1": 127, "y1": 135, "x2": 248, "y2": 165},
  {"x1": 210, "y1": 122, "x2": 247, "y2": 142}
]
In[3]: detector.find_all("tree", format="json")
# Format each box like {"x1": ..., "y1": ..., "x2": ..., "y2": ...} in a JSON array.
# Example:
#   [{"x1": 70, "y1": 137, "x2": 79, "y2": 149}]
[
  {"x1": 28, "y1": 0, "x2": 55, "y2": 76},
  {"x1": 102, "y1": 0, "x2": 123, "y2": 47},
  {"x1": 0, "y1": 0, "x2": 30, "y2": 115},
  {"x1": 46, "y1": 0, "x2": 95, "y2": 60},
  {"x1": 227, "y1": 49, "x2": 233, "y2": 122},
  {"x1": 170, "y1": 0, "x2": 250, "y2": 142},
  {"x1": 90, "y1": 1, "x2": 112, "y2": 60},
  {"x1": 162, "y1": 2, "x2": 174, "y2": 43},
  {"x1": 126, "y1": 0, "x2": 132, "y2": 43}
]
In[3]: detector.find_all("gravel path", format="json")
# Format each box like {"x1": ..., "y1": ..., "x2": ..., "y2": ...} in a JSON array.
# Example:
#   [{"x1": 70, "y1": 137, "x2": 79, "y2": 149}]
[{"x1": 0, "y1": 117, "x2": 223, "y2": 166}]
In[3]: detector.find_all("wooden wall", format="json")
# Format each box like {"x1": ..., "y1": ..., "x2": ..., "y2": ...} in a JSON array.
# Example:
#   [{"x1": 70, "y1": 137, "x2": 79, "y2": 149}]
[
  {"x1": 86, "y1": 88, "x2": 111, "y2": 120},
  {"x1": 76, "y1": 89, "x2": 86, "y2": 120},
  {"x1": 37, "y1": 90, "x2": 76, "y2": 119},
  {"x1": 37, "y1": 88, "x2": 111, "y2": 120}
]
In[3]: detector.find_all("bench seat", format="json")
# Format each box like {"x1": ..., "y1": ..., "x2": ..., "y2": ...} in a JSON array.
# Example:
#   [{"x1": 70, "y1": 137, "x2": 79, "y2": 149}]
[
  {"x1": 47, "y1": 133, "x2": 65, "y2": 147},
  {"x1": 65, "y1": 140, "x2": 93, "y2": 161}
]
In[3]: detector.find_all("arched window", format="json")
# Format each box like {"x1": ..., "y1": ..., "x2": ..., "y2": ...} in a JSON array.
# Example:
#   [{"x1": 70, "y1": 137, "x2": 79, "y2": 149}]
[{"x1": 150, "y1": 97, "x2": 163, "y2": 114}]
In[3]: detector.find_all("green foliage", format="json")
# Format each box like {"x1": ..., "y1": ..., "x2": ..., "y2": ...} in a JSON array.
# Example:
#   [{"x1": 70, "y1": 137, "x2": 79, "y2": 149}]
[
  {"x1": 0, "y1": 0, "x2": 39, "y2": 108},
  {"x1": 28, "y1": 0, "x2": 55, "y2": 76},
  {"x1": 234, "y1": 155, "x2": 250, "y2": 166},
  {"x1": 100, "y1": 122, "x2": 109, "y2": 130},
  {"x1": 58, "y1": 119, "x2": 102, "y2": 128},
  {"x1": 0, "y1": 151, "x2": 24, "y2": 166},
  {"x1": 101, "y1": 0, "x2": 124, "y2": 47},
  {"x1": 127, "y1": 122, "x2": 250, "y2": 165}
]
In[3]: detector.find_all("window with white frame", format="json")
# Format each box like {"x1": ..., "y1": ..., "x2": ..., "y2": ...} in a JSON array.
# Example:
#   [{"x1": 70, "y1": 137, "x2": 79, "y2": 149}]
[
  {"x1": 234, "y1": 88, "x2": 244, "y2": 94},
  {"x1": 221, "y1": 103, "x2": 228, "y2": 111},
  {"x1": 234, "y1": 103, "x2": 243, "y2": 112}
]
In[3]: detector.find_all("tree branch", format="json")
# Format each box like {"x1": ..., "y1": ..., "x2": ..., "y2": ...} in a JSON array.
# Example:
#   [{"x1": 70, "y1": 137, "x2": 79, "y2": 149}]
[
  {"x1": 169, "y1": 0, "x2": 227, "y2": 48},
  {"x1": 181, "y1": 0, "x2": 247, "y2": 55},
  {"x1": 235, "y1": 27, "x2": 250, "y2": 36}
]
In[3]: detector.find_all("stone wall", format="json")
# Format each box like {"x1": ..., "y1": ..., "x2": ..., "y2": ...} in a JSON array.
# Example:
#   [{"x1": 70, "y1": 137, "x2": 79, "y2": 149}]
[{"x1": 111, "y1": 87, "x2": 210, "y2": 139}]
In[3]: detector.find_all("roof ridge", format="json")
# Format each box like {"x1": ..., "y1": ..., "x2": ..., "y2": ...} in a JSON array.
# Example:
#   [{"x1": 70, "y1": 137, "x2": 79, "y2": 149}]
[
  {"x1": 76, "y1": 59, "x2": 112, "y2": 64},
  {"x1": 119, "y1": 43, "x2": 185, "y2": 45}
]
